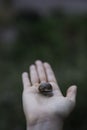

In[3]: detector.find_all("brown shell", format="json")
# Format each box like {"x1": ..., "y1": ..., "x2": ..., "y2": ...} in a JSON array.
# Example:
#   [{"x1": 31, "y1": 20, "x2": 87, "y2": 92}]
[{"x1": 39, "y1": 82, "x2": 53, "y2": 96}]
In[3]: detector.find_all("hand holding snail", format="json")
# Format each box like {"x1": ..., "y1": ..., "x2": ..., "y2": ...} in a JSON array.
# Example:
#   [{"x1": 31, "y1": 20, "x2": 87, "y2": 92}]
[{"x1": 22, "y1": 60, "x2": 77, "y2": 130}]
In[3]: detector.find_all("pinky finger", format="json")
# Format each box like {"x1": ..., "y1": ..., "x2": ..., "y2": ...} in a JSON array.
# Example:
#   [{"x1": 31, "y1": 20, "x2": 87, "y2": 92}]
[{"x1": 22, "y1": 72, "x2": 31, "y2": 89}]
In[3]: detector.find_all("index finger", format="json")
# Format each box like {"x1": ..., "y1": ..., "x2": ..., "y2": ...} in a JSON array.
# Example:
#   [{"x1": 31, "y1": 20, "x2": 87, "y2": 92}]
[
  {"x1": 44, "y1": 62, "x2": 57, "y2": 83},
  {"x1": 43, "y1": 62, "x2": 62, "y2": 93}
]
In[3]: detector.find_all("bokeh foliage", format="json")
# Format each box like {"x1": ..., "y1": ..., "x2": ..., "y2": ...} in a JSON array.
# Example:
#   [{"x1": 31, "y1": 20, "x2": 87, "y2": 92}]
[{"x1": 0, "y1": 10, "x2": 87, "y2": 130}]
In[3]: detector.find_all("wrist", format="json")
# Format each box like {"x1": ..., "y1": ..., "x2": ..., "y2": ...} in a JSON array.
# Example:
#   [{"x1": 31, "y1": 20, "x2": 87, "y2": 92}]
[{"x1": 26, "y1": 116, "x2": 63, "y2": 130}]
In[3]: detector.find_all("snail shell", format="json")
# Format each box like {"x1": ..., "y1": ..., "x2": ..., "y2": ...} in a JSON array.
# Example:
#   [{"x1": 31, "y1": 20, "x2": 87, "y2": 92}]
[{"x1": 39, "y1": 82, "x2": 53, "y2": 96}]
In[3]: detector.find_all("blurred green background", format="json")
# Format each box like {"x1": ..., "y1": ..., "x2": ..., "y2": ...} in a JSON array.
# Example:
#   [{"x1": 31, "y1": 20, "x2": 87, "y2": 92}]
[{"x1": 0, "y1": 1, "x2": 87, "y2": 130}]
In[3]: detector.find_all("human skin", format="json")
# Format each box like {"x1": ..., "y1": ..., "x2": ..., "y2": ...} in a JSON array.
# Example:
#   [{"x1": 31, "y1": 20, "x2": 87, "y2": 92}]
[{"x1": 22, "y1": 60, "x2": 77, "y2": 130}]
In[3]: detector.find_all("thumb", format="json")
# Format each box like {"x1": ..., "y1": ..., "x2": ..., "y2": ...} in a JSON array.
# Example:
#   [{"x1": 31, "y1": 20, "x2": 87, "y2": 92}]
[{"x1": 66, "y1": 85, "x2": 77, "y2": 103}]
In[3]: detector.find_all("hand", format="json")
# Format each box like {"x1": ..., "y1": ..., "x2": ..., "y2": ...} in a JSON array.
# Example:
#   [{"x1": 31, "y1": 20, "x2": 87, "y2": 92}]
[{"x1": 22, "y1": 60, "x2": 77, "y2": 127}]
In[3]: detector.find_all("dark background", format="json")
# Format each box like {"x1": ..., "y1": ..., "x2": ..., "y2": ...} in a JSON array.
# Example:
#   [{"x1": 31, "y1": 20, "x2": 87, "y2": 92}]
[{"x1": 0, "y1": 0, "x2": 87, "y2": 130}]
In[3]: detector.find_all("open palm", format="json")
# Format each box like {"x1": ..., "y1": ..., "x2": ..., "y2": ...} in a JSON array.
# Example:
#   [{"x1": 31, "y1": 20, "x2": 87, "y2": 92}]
[{"x1": 22, "y1": 60, "x2": 77, "y2": 125}]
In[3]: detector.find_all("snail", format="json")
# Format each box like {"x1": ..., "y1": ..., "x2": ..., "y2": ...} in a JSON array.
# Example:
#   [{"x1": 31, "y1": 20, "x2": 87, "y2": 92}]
[{"x1": 38, "y1": 82, "x2": 53, "y2": 96}]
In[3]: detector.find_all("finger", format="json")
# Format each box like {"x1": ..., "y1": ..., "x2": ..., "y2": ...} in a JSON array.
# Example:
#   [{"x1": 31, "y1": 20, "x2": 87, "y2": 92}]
[
  {"x1": 43, "y1": 62, "x2": 57, "y2": 83},
  {"x1": 22, "y1": 72, "x2": 31, "y2": 89},
  {"x1": 44, "y1": 62, "x2": 62, "y2": 94},
  {"x1": 30, "y1": 65, "x2": 39, "y2": 85},
  {"x1": 66, "y1": 85, "x2": 77, "y2": 102},
  {"x1": 35, "y1": 60, "x2": 47, "y2": 82}
]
